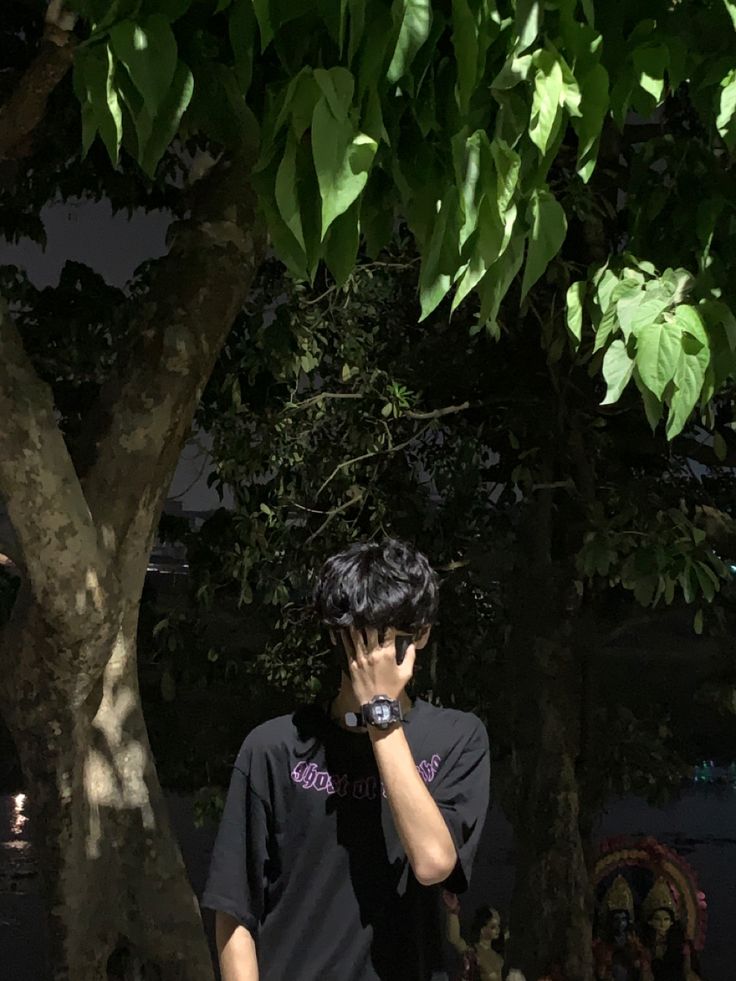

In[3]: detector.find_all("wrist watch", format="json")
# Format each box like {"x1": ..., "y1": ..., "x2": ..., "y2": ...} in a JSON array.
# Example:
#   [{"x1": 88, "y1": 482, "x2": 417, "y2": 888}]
[{"x1": 360, "y1": 694, "x2": 403, "y2": 730}]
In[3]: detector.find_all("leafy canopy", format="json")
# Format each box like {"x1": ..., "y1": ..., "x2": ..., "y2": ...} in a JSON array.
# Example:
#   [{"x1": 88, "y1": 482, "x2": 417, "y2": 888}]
[{"x1": 63, "y1": 0, "x2": 736, "y2": 440}]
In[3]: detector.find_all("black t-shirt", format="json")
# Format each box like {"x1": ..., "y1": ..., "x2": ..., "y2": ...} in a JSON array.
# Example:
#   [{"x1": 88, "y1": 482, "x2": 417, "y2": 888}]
[{"x1": 202, "y1": 698, "x2": 490, "y2": 981}]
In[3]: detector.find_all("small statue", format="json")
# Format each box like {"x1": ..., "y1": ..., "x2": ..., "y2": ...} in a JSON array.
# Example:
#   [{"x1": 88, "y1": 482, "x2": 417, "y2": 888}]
[
  {"x1": 639, "y1": 878, "x2": 702, "y2": 981},
  {"x1": 593, "y1": 875, "x2": 646, "y2": 981},
  {"x1": 443, "y1": 891, "x2": 505, "y2": 981}
]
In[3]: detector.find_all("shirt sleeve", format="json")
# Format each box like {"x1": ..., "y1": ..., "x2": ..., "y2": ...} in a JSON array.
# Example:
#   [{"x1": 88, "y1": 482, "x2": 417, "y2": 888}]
[
  {"x1": 200, "y1": 738, "x2": 271, "y2": 936},
  {"x1": 430, "y1": 713, "x2": 490, "y2": 893}
]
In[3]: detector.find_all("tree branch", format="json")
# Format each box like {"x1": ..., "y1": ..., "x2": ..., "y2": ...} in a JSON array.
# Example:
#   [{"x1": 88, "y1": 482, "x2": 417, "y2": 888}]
[
  {"x1": 316, "y1": 424, "x2": 432, "y2": 498},
  {"x1": 304, "y1": 493, "x2": 363, "y2": 545},
  {"x1": 0, "y1": 301, "x2": 115, "y2": 640},
  {"x1": 0, "y1": 2, "x2": 77, "y2": 162},
  {"x1": 82, "y1": 155, "x2": 267, "y2": 580},
  {"x1": 404, "y1": 401, "x2": 471, "y2": 420},
  {"x1": 285, "y1": 392, "x2": 363, "y2": 411}
]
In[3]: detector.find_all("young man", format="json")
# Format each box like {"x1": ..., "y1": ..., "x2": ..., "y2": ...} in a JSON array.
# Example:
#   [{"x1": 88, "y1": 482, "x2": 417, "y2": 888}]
[{"x1": 202, "y1": 539, "x2": 490, "y2": 980}]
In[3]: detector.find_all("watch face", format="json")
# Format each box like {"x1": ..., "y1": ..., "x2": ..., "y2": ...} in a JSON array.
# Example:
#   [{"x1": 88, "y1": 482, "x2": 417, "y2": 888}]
[{"x1": 374, "y1": 703, "x2": 392, "y2": 724}]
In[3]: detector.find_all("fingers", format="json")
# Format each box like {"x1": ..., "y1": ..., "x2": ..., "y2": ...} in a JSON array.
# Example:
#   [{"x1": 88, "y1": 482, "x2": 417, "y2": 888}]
[
  {"x1": 346, "y1": 626, "x2": 365, "y2": 659},
  {"x1": 401, "y1": 639, "x2": 417, "y2": 676},
  {"x1": 348, "y1": 626, "x2": 387, "y2": 659}
]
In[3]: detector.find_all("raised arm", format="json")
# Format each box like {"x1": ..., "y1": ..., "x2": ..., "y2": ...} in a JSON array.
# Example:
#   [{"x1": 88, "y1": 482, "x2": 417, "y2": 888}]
[{"x1": 345, "y1": 626, "x2": 459, "y2": 885}]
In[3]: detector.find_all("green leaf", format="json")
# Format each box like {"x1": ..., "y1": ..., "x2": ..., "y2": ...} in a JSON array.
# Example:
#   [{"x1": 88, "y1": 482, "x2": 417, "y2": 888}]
[
  {"x1": 253, "y1": 0, "x2": 274, "y2": 51},
  {"x1": 360, "y1": 172, "x2": 395, "y2": 259},
  {"x1": 529, "y1": 49, "x2": 563, "y2": 156},
  {"x1": 140, "y1": 0, "x2": 193, "y2": 18},
  {"x1": 312, "y1": 96, "x2": 377, "y2": 237},
  {"x1": 186, "y1": 63, "x2": 258, "y2": 151},
  {"x1": 273, "y1": 69, "x2": 322, "y2": 140},
  {"x1": 275, "y1": 132, "x2": 306, "y2": 250},
  {"x1": 317, "y1": 0, "x2": 350, "y2": 51},
  {"x1": 693, "y1": 563, "x2": 717, "y2": 603},
  {"x1": 74, "y1": 45, "x2": 123, "y2": 165},
  {"x1": 452, "y1": 252, "x2": 487, "y2": 313},
  {"x1": 419, "y1": 191, "x2": 460, "y2": 320},
  {"x1": 492, "y1": 53, "x2": 533, "y2": 91},
  {"x1": 110, "y1": 17, "x2": 177, "y2": 120},
  {"x1": 324, "y1": 200, "x2": 360, "y2": 287},
  {"x1": 633, "y1": 369, "x2": 663, "y2": 431},
  {"x1": 477, "y1": 196, "x2": 516, "y2": 267},
  {"x1": 559, "y1": 55, "x2": 582, "y2": 118},
  {"x1": 632, "y1": 43, "x2": 668, "y2": 104},
  {"x1": 477, "y1": 231, "x2": 525, "y2": 329},
  {"x1": 115, "y1": 61, "x2": 152, "y2": 161},
  {"x1": 490, "y1": 138, "x2": 520, "y2": 216},
  {"x1": 493, "y1": 88, "x2": 530, "y2": 148},
  {"x1": 693, "y1": 608, "x2": 704, "y2": 635},
  {"x1": 717, "y1": 70, "x2": 736, "y2": 148},
  {"x1": 616, "y1": 287, "x2": 669, "y2": 340},
  {"x1": 452, "y1": 0, "x2": 478, "y2": 114},
  {"x1": 520, "y1": 187, "x2": 567, "y2": 299},
  {"x1": 313, "y1": 66, "x2": 354, "y2": 119},
  {"x1": 675, "y1": 304, "x2": 709, "y2": 349},
  {"x1": 566, "y1": 281, "x2": 584, "y2": 349},
  {"x1": 229, "y1": 0, "x2": 256, "y2": 94},
  {"x1": 347, "y1": 0, "x2": 366, "y2": 63},
  {"x1": 714, "y1": 431, "x2": 728, "y2": 462},
  {"x1": 601, "y1": 338, "x2": 634, "y2": 405},
  {"x1": 103, "y1": 44, "x2": 123, "y2": 165},
  {"x1": 515, "y1": 0, "x2": 542, "y2": 52},
  {"x1": 661, "y1": 267, "x2": 694, "y2": 305},
  {"x1": 572, "y1": 62, "x2": 608, "y2": 183},
  {"x1": 387, "y1": 0, "x2": 433, "y2": 83},
  {"x1": 140, "y1": 59, "x2": 193, "y2": 176},
  {"x1": 666, "y1": 333, "x2": 709, "y2": 440},
  {"x1": 723, "y1": 0, "x2": 736, "y2": 30},
  {"x1": 634, "y1": 320, "x2": 682, "y2": 399},
  {"x1": 700, "y1": 299, "x2": 736, "y2": 351},
  {"x1": 454, "y1": 130, "x2": 484, "y2": 249},
  {"x1": 258, "y1": 192, "x2": 308, "y2": 279}
]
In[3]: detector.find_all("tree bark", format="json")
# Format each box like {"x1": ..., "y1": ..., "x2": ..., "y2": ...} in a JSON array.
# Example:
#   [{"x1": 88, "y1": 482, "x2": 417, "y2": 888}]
[
  {"x1": 502, "y1": 492, "x2": 593, "y2": 981},
  {"x1": 0, "y1": 152, "x2": 266, "y2": 977},
  {"x1": 0, "y1": 1, "x2": 77, "y2": 162},
  {"x1": 0, "y1": 603, "x2": 213, "y2": 980}
]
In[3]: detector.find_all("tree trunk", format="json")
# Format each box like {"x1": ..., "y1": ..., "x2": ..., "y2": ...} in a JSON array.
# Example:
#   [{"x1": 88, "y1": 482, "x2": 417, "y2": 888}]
[
  {"x1": 506, "y1": 654, "x2": 592, "y2": 981},
  {"x1": 502, "y1": 491, "x2": 593, "y2": 981},
  {"x1": 0, "y1": 151, "x2": 266, "y2": 978},
  {"x1": 0, "y1": 600, "x2": 214, "y2": 981}
]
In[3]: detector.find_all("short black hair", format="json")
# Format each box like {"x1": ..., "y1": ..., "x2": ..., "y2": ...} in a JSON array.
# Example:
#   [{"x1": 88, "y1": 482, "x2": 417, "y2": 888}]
[{"x1": 313, "y1": 538, "x2": 439, "y2": 635}]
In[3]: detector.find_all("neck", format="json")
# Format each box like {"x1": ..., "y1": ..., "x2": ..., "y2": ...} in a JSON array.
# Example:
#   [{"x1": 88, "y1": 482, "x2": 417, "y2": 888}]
[{"x1": 330, "y1": 677, "x2": 413, "y2": 729}]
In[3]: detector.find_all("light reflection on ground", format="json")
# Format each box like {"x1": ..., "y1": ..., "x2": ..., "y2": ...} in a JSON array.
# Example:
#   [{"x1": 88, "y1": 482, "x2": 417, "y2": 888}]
[{"x1": 11, "y1": 793, "x2": 27, "y2": 836}]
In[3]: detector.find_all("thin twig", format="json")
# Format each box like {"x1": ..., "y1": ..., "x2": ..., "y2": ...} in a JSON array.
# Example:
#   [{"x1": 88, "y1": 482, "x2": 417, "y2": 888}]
[
  {"x1": 305, "y1": 495, "x2": 363, "y2": 545},
  {"x1": 285, "y1": 392, "x2": 363, "y2": 412},
  {"x1": 301, "y1": 285, "x2": 340, "y2": 306},
  {"x1": 316, "y1": 424, "x2": 432, "y2": 498},
  {"x1": 404, "y1": 401, "x2": 471, "y2": 420}
]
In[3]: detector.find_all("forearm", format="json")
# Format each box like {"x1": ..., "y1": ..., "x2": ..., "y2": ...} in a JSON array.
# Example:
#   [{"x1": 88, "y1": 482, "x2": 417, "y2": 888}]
[
  {"x1": 370, "y1": 724, "x2": 456, "y2": 885},
  {"x1": 216, "y1": 912, "x2": 259, "y2": 981}
]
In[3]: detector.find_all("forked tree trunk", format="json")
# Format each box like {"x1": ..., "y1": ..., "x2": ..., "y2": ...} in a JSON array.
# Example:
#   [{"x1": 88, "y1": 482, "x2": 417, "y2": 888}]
[
  {"x1": 0, "y1": 601, "x2": 213, "y2": 981},
  {"x1": 0, "y1": 152, "x2": 265, "y2": 978}
]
